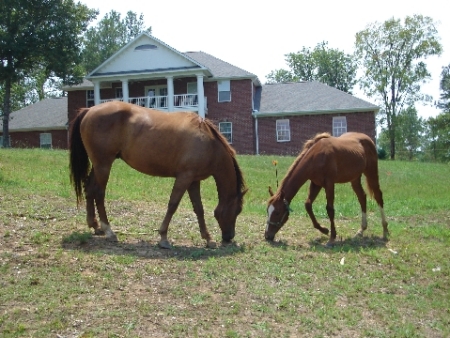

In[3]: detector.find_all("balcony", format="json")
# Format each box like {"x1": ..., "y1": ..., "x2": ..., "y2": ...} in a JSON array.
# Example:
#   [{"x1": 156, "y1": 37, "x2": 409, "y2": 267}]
[{"x1": 100, "y1": 93, "x2": 206, "y2": 113}]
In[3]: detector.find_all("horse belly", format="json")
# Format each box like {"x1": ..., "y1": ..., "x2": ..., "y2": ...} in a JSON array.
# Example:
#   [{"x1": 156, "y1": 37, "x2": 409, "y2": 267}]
[{"x1": 121, "y1": 141, "x2": 211, "y2": 179}]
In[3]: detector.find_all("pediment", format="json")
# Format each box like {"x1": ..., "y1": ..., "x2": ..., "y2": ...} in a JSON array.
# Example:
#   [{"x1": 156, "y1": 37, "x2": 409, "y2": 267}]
[{"x1": 87, "y1": 33, "x2": 206, "y2": 79}]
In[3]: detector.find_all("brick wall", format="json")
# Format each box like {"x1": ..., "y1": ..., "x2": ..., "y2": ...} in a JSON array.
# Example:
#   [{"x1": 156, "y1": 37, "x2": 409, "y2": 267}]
[
  {"x1": 205, "y1": 79, "x2": 255, "y2": 154},
  {"x1": 67, "y1": 90, "x2": 87, "y2": 126},
  {"x1": 9, "y1": 130, "x2": 68, "y2": 149},
  {"x1": 256, "y1": 111, "x2": 376, "y2": 156},
  {"x1": 66, "y1": 83, "x2": 376, "y2": 156}
]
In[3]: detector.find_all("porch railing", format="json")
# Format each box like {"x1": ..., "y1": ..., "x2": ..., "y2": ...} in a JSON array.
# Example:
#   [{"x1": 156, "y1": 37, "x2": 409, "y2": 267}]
[{"x1": 100, "y1": 94, "x2": 204, "y2": 111}]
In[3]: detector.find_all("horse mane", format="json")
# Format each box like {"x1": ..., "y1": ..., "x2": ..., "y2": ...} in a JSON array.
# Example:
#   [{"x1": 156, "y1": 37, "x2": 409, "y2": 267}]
[
  {"x1": 269, "y1": 132, "x2": 332, "y2": 203},
  {"x1": 202, "y1": 118, "x2": 247, "y2": 205}
]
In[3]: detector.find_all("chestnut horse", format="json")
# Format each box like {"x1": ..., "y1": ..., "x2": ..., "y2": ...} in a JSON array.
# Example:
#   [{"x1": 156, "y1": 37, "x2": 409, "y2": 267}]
[
  {"x1": 265, "y1": 132, "x2": 388, "y2": 245},
  {"x1": 69, "y1": 101, "x2": 247, "y2": 249}
]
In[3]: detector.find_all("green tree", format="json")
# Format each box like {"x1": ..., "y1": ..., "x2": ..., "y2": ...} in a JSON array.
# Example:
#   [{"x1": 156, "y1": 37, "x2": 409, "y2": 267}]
[
  {"x1": 355, "y1": 15, "x2": 443, "y2": 159},
  {"x1": 437, "y1": 63, "x2": 450, "y2": 113},
  {"x1": 377, "y1": 106, "x2": 424, "y2": 160},
  {"x1": 425, "y1": 113, "x2": 450, "y2": 162},
  {"x1": 82, "y1": 10, "x2": 151, "y2": 74},
  {"x1": 395, "y1": 106, "x2": 425, "y2": 160},
  {"x1": 266, "y1": 42, "x2": 357, "y2": 94},
  {"x1": 0, "y1": 0, "x2": 96, "y2": 147}
]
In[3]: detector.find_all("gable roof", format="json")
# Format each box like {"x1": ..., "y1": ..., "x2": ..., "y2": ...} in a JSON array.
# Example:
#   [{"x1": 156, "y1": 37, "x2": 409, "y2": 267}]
[
  {"x1": 86, "y1": 33, "x2": 210, "y2": 80},
  {"x1": 185, "y1": 51, "x2": 260, "y2": 84},
  {"x1": 0, "y1": 97, "x2": 68, "y2": 132},
  {"x1": 255, "y1": 82, "x2": 379, "y2": 116},
  {"x1": 64, "y1": 35, "x2": 260, "y2": 91}
]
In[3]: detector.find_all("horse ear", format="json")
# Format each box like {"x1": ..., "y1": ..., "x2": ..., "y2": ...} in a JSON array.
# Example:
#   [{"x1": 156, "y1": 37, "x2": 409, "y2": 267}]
[{"x1": 268, "y1": 186, "x2": 274, "y2": 196}]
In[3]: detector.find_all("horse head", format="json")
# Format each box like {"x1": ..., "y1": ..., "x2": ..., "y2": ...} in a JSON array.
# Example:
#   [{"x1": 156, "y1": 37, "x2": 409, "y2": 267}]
[
  {"x1": 214, "y1": 193, "x2": 245, "y2": 242},
  {"x1": 265, "y1": 187, "x2": 291, "y2": 241}
]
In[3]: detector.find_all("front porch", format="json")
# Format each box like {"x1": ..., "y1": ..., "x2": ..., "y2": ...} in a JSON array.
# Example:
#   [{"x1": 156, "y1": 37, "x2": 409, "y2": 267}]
[{"x1": 91, "y1": 74, "x2": 207, "y2": 117}]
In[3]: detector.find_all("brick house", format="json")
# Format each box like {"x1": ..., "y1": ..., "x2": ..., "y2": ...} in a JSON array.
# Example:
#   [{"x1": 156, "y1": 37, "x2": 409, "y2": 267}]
[
  {"x1": 2, "y1": 32, "x2": 379, "y2": 153},
  {"x1": 0, "y1": 97, "x2": 68, "y2": 148}
]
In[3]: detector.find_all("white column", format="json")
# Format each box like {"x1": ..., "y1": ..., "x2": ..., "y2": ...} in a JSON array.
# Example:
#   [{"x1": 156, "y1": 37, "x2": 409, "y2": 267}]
[
  {"x1": 166, "y1": 76, "x2": 174, "y2": 112},
  {"x1": 93, "y1": 81, "x2": 101, "y2": 105},
  {"x1": 196, "y1": 75, "x2": 205, "y2": 118},
  {"x1": 122, "y1": 79, "x2": 129, "y2": 103}
]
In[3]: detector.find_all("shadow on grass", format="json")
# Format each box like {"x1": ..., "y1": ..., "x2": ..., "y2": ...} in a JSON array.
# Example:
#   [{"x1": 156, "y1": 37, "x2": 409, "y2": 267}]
[
  {"x1": 266, "y1": 234, "x2": 388, "y2": 253},
  {"x1": 61, "y1": 231, "x2": 245, "y2": 261},
  {"x1": 308, "y1": 234, "x2": 389, "y2": 253}
]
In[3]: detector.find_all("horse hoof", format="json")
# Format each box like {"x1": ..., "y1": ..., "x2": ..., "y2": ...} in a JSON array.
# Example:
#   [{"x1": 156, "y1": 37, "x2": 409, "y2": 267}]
[
  {"x1": 206, "y1": 241, "x2": 217, "y2": 249},
  {"x1": 106, "y1": 234, "x2": 118, "y2": 242},
  {"x1": 325, "y1": 241, "x2": 335, "y2": 248},
  {"x1": 355, "y1": 230, "x2": 364, "y2": 237},
  {"x1": 320, "y1": 228, "x2": 329, "y2": 235},
  {"x1": 94, "y1": 228, "x2": 105, "y2": 236},
  {"x1": 158, "y1": 240, "x2": 172, "y2": 249}
]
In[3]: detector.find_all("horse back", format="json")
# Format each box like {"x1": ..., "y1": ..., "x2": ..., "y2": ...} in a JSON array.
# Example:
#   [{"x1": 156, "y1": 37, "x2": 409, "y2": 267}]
[{"x1": 80, "y1": 101, "x2": 225, "y2": 178}]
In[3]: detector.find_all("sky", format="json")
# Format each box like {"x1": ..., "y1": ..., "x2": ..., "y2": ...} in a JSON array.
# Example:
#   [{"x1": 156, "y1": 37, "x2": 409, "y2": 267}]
[{"x1": 79, "y1": 0, "x2": 449, "y2": 119}]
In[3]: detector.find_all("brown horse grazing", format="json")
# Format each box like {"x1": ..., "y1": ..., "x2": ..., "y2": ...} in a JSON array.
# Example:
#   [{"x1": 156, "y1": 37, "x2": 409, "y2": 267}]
[
  {"x1": 265, "y1": 132, "x2": 388, "y2": 246},
  {"x1": 69, "y1": 101, "x2": 247, "y2": 249}
]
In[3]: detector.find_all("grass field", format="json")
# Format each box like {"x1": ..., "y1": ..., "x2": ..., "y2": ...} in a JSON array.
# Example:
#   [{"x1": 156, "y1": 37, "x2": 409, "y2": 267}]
[{"x1": 0, "y1": 149, "x2": 449, "y2": 337}]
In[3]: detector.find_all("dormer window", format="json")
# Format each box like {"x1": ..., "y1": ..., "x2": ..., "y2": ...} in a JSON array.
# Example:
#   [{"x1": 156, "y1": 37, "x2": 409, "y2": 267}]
[{"x1": 134, "y1": 44, "x2": 157, "y2": 51}]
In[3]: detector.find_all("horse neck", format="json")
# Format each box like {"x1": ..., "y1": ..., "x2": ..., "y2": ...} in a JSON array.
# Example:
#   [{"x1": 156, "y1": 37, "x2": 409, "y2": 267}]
[
  {"x1": 213, "y1": 158, "x2": 238, "y2": 203},
  {"x1": 277, "y1": 160, "x2": 309, "y2": 203}
]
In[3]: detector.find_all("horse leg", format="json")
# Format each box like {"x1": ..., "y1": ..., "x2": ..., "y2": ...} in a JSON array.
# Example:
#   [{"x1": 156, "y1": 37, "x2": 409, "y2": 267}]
[
  {"x1": 158, "y1": 176, "x2": 192, "y2": 249},
  {"x1": 92, "y1": 164, "x2": 117, "y2": 242},
  {"x1": 187, "y1": 181, "x2": 216, "y2": 248},
  {"x1": 84, "y1": 169, "x2": 103, "y2": 235},
  {"x1": 324, "y1": 184, "x2": 336, "y2": 246},
  {"x1": 305, "y1": 182, "x2": 329, "y2": 235},
  {"x1": 370, "y1": 181, "x2": 389, "y2": 240},
  {"x1": 365, "y1": 171, "x2": 389, "y2": 240},
  {"x1": 351, "y1": 177, "x2": 368, "y2": 237}
]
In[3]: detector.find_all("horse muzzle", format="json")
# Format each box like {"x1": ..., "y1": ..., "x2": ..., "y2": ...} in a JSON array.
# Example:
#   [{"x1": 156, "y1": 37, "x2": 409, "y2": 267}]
[
  {"x1": 222, "y1": 230, "x2": 235, "y2": 242},
  {"x1": 264, "y1": 231, "x2": 275, "y2": 241}
]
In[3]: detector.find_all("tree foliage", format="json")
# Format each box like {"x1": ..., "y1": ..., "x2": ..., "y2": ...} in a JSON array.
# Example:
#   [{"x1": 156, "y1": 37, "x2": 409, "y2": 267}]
[
  {"x1": 377, "y1": 106, "x2": 425, "y2": 160},
  {"x1": 355, "y1": 15, "x2": 442, "y2": 159},
  {"x1": 266, "y1": 42, "x2": 357, "y2": 94},
  {"x1": 82, "y1": 10, "x2": 151, "y2": 74},
  {"x1": 437, "y1": 64, "x2": 450, "y2": 113},
  {"x1": 425, "y1": 113, "x2": 450, "y2": 162},
  {"x1": 0, "y1": 0, "x2": 96, "y2": 147}
]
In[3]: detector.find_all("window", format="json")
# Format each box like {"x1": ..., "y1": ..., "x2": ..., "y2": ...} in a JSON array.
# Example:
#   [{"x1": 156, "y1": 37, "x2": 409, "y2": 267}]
[
  {"x1": 187, "y1": 82, "x2": 197, "y2": 94},
  {"x1": 219, "y1": 122, "x2": 232, "y2": 143},
  {"x1": 134, "y1": 44, "x2": 157, "y2": 51},
  {"x1": 218, "y1": 80, "x2": 231, "y2": 102},
  {"x1": 145, "y1": 86, "x2": 168, "y2": 108},
  {"x1": 87, "y1": 90, "x2": 95, "y2": 107},
  {"x1": 40, "y1": 133, "x2": 52, "y2": 149},
  {"x1": 276, "y1": 119, "x2": 290, "y2": 142},
  {"x1": 333, "y1": 116, "x2": 347, "y2": 137},
  {"x1": 187, "y1": 82, "x2": 198, "y2": 106},
  {"x1": 115, "y1": 88, "x2": 123, "y2": 99}
]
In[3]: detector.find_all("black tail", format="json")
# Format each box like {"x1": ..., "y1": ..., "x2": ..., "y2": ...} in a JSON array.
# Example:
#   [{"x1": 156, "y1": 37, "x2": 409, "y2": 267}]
[{"x1": 69, "y1": 108, "x2": 90, "y2": 205}]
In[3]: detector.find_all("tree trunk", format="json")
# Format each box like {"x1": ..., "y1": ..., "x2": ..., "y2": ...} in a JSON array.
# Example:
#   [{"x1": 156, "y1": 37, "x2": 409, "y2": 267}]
[
  {"x1": 2, "y1": 77, "x2": 11, "y2": 148},
  {"x1": 389, "y1": 135, "x2": 396, "y2": 160}
]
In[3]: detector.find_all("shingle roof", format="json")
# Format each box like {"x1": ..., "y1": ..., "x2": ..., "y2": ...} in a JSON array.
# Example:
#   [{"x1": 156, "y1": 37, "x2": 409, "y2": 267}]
[
  {"x1": 256, "y1": 82, "x2": 379, "y2": 115},
  {"x1": 184, "y1": 51, "x2": 260, "y2": 83},
  {"x1": 1, "y1": 97, "x2": 68, "y2": 131}
]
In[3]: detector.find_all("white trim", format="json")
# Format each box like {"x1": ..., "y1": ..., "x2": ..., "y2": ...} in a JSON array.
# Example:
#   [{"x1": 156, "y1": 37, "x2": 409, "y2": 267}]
[
  {"x1": 276, "y1": 119, "x2": 291, "y2": 142},
  {"x1": 40, "y1": 132, "x2": 52, "y2": 149},
  {"x1": 218, "y1": 80, "x2": 231, "y2": 102},
  {"x1": 332, "y1": 116, "x2": 347, "y2": 137},
  {"x1": 219, "y1": 121, "x2": 232, "y2": 144}
]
